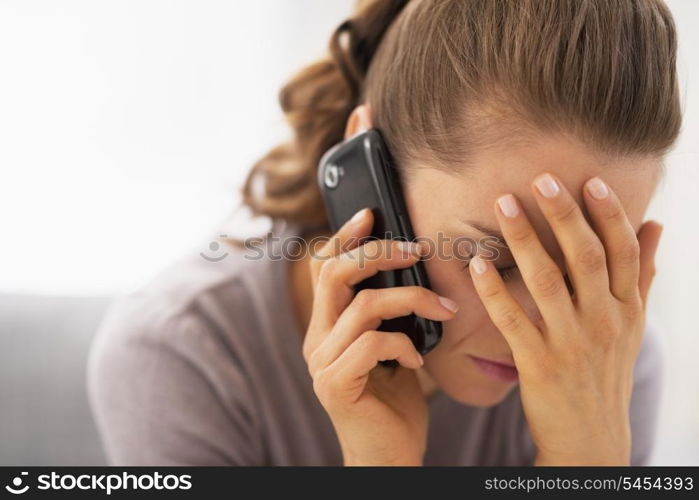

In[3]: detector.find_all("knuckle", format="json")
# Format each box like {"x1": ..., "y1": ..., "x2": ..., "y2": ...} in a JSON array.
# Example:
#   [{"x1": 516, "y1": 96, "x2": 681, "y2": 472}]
[
  {"x1": 622, "y1": 295, "x2": 644, "y2": 319},
  {"x1": 353, "y1": 287, "x2": 378, "y2": 308},
  {"x1": 480, "y1": 281, "x2": 505, "y2": 300},
  {"x1": 306, "y1": 346, "x2": 322, "y2": 373},
  {"x1": 553, "y1": 201, "x2": 580, "y2": 225},
  {"x1": 492, "y1": 305, "x2": 523, "y2": 332},
  {"x1": 396, "y1": 331, "x2": 414, "y2": 347},
  {"x1": 507, "y1": 226, "x2": 535, "y2": 245},
  {"x1": 408, "y1": 285, "x2": 434, "y2": 302},
  {"x1": 602, "y1": 203, "x2": 625, "y2": 223},
  {"x1": 311, "y1": 367, "x2": 335, "y2": 402},
  {"x1": 317, "y1": 258, "x2": 340, "y2": 283},
  {"x1": 307, "y1": 342, "x2": 332, "y2": 378},
  {"x1": 531, "y1": 266, "x2": 564, "y2": 298},
  {"x1": 594, "y1": 313, "x2": 621, "y2": 344},
  {"x1": 574, "y1": 240, "x2": 606, "y2": 275},
  {"x1": 615, "y1": 238, "x2": 640, "y2": 267},
  {"x1": 356, "y1": 329, "x2": 384, "y2": 350},
  {"x1": 384, "y1": 330, "x2": 412, "y2": 350},
  {"x1": 396, "y1": 286, "x2": 432, "y2": 313}
]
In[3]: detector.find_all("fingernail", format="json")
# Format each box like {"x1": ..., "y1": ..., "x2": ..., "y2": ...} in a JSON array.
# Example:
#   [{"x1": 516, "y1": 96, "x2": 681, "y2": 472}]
[
  {"x1": 471, "y1": 255, "x2": 487, "y2": 274},
  {"x1": 497, "y1": 194, "x2": 519, "y2": 218},
  {"x1": 350, "y1": 208, "x2": 368, "y2": 224},
  {"x1": 416, "y1": 353, "x2": 424, "y2": 366},
  {"x1": 534, "y1": 173, "x2": 560, "y2": 198},
  {"x1": 438, "y1": 296, "x2": 459, "y2": 313},
  {"x1": 398, "y1": 240, "x2": 420, "y2": 257},
  {"x1": 586, "y1": 177, "x2": 609, "y2": 200}
]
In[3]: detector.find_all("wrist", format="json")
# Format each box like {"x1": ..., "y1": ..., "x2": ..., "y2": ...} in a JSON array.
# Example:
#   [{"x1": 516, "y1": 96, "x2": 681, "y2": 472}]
[{"x1": 534, "y1": 421, "x2": 631, "y2": 466}]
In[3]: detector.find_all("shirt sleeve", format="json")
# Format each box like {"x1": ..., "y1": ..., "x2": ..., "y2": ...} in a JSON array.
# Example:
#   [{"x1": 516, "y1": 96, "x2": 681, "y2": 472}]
[
  {"x1": 86, "y1": 302, "x2": 265, "y2": 465},
  {"x1": 628, "y1": 323, "x2": 664, "y2": 466}
]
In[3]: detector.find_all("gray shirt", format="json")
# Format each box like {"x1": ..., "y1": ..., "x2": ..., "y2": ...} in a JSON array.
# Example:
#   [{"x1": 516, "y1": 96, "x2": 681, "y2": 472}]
[{"x1": 86, "y1": 221, "x2": 663, "y2": 465}]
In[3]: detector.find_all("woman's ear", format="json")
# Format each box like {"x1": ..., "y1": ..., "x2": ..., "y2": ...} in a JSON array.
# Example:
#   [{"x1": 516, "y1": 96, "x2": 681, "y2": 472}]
[{"x1": 344, "y1": 103, "x2": 373, "y2": 139}]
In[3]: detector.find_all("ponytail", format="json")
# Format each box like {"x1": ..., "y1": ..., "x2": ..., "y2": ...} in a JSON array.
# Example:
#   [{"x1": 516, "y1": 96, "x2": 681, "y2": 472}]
[{"x1": 240, "y1": 0, "x2": 410, "y2": 232}]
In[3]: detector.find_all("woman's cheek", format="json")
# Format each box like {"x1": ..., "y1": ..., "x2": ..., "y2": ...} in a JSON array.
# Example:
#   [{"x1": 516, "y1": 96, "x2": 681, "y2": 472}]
[
  {"x1": 422, "y1": 256, "x2": 479, "y2": 313},
  {"x1": 421, "y1": 252, "x2": 466, "y2": 296},
  {"x1": 421, "y1": 257, "x2": 487, "y2": 346}
]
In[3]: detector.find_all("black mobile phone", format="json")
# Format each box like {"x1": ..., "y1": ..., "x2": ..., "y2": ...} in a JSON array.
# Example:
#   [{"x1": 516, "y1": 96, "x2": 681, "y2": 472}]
[{"x1": 317, "y1": 128, "x2": 443, "y2": 361}]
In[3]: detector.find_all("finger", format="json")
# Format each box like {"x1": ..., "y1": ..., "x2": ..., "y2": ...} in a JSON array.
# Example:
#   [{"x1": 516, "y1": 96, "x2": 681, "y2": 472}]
[
  {"x1": 308, "y1": 285, "x2": 457, "y2": 375},
  {"x1": 303, "y1": 207, "x2": 373, "y2": 362},
  {"x1": 637, "y1": 220, "x2": 663, "y2": 307},
  {"x1": 309, "y1": 238, "x2": 425, "y2": 335},
  {"x1": 468, "y1": 253, "x2": 545, "y2": 365},
  {"x1": 582, "y1": 176, "x2": 641, "y2": 303},
  {"x1": 309, "y1": 207, "x2": 373, "y2": 290},
  {"x1": 531, "y1": 172, "x2": 611, "y2": 309},
  {"x1": 494, "y1": 193, "x2": 576, "y2": 327},
  {"x1": 317, "y1": 331, "x2": 423, "y2": 404}
]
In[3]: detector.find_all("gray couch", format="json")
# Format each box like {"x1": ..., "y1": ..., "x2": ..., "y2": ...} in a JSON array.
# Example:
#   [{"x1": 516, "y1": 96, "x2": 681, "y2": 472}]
[{"x1": 0, "y1": 294, "x2": 112, "y2": 465}]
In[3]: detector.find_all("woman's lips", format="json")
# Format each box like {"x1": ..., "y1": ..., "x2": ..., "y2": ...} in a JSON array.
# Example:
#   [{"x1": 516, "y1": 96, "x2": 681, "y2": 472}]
[{"x1": 468, "y1": 354, "x2": 519, "y2": 383}]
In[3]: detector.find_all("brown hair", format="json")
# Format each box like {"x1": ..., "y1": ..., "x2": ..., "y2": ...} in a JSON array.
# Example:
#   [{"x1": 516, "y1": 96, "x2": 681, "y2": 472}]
[{"x1": 241, "y1": 0, "x2": 682, "y2": 233}]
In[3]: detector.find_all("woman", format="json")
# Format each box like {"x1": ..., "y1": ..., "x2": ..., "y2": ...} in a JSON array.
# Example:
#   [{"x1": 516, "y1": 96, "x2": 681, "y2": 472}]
[{"x1": 87, "y1": 0, "x2": 682, "y2": 465}]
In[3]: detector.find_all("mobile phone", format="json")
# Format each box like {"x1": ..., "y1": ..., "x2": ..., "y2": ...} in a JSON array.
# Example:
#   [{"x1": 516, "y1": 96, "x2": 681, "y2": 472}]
[{"x1": 317, "y1": 128, "x2": 443, "y2": 362}]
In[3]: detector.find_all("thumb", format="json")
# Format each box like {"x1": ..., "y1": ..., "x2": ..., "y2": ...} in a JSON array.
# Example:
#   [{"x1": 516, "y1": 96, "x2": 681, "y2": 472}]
[{"x1": 637, "y1": 220, "x2": 663, "y2": 307}]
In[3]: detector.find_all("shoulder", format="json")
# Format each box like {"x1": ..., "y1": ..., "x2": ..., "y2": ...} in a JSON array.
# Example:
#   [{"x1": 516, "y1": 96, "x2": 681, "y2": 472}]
[
  {"x1": 88, "y1": 221, "x2": 298, "y2": 365},
  {"x1": 85, "y1": 224, "x2": 300, "y2": 464},
  {"x1": 87, "y1": 253, "x2": 248, "y2": 365},
  {"x1": 86, "y1": 218, "x2": 305, "y2": 399},
  {"x1": 85, "y1": 240, "x2": 263, "y2": 405}
]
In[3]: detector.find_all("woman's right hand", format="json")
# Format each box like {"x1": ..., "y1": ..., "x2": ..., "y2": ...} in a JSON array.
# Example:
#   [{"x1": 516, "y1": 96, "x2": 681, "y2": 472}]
[{"x1": 301, "y1": 208, "x2": 458, "y2": 466}]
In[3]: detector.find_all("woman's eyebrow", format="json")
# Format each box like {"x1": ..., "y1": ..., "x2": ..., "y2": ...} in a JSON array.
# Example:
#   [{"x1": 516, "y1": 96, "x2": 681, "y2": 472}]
[{"x1": 460, "y1": 219, "x2": 509, "y2": 250}]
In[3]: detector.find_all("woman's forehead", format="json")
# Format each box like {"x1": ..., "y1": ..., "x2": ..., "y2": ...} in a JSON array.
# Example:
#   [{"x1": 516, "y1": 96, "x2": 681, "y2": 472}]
[
  {"x1": 404, "y1": 136, "x2": 660, "y2": 262},
  {"x1": 410, "y1": 134, "x2": 659, "y2": 219}
]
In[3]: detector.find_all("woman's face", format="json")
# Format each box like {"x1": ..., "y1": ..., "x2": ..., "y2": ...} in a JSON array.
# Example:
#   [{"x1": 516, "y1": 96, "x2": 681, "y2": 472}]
[{"x1": 401, "y1": 133, "x2": 661, "y2": 406}]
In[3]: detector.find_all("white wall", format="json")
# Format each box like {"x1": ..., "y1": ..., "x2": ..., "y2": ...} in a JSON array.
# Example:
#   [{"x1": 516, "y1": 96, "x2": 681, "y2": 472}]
[
  {"x1": 647, "y1": 0, "x2": 699, "y2": 467},
  {"x1": 0, "y1": 0, "x2": 354, "y2": 295},
  {"x1": 0, "y1": 0, "x2": 696, "y2": 465}
]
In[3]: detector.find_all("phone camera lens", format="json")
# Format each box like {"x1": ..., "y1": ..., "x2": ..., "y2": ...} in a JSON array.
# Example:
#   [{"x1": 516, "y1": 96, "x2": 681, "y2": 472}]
[{"x1": 323, "y1": 163, "x2": 341, "y2": 189}]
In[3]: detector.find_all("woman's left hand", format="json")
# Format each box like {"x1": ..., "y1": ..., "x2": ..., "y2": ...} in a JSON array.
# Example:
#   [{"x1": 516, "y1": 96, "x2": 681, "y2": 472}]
[{"x1": 468, "y1": 172, "x2": 663, "y2": 465}]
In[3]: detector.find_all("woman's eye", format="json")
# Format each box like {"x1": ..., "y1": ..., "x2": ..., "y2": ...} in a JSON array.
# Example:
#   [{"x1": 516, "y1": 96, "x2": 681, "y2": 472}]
[{"x1": 496, "y1": 265, "x2": 519, "y2": 282}]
